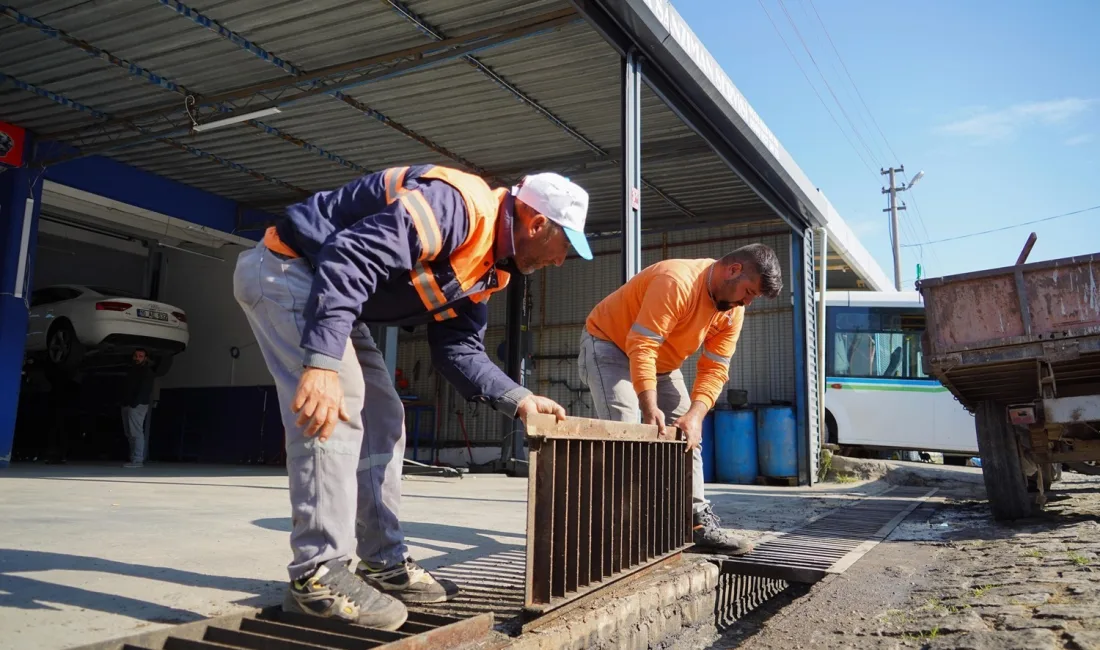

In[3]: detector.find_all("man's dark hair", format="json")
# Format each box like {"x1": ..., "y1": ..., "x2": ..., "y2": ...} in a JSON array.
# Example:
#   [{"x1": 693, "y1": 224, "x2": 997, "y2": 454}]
[
  {"x1": 134, "y1": 348, "x2": 147, "y2": 355},
  {"x1": 721, "y1": 243, "x2": 783, "y2": 299}
]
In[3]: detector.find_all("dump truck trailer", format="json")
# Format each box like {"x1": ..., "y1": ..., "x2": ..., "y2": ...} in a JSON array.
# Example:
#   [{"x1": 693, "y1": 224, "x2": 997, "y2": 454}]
[{"x1": 916, "y1": 236, "x2": 1100, "y2": 520}]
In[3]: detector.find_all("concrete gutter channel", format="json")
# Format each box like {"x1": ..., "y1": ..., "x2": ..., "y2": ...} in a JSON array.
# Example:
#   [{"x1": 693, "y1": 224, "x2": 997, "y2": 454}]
[{"x1": 64, "y1": 481, "x2": 944, "y2": 650}]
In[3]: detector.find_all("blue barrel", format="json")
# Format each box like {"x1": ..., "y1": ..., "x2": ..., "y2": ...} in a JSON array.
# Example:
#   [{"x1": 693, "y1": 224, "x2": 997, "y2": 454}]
[
  {"x1": 714, "y1": 409, "x2": 758, "y2": 484},
  {"x1": 701, "y1": 412, "x2": 716, "y2": 483},
  {"x1": 757, "y1": 406, "x2": 798, "y2": 478}
]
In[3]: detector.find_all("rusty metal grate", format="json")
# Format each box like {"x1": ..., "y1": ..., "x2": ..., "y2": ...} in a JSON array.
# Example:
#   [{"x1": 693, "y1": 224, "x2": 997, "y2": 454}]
[
  {"x1": 717, "y1": 486, "x2": 936, "y2": 583},
  {"x1": 523, "y1": 414, "x2": 693, "y2": 614},
  {"x1": 68, "y1": 608, "x2": 494, "y2": 650},
  {"x1": 713, "y1": 570, "x2": 791, "y2": 631}
]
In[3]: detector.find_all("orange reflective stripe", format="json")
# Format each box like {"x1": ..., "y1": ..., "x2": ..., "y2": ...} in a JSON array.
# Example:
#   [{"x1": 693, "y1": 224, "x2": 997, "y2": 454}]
[
  {"x1": 384, "y1": 166, "x2": 409, "y2": 204},
  {"x1": 263, "y1": 226, "x2": 299, "y2": 258},
  {"x1": 468, "y1": 269, "x2": 511, "y2": 304},
  {"x1": 410, "y1": 260, "x2": 450, "y2": 316},
  {"x1": 434, "y1": 308, "x2": 458, "y2": 321},
  {"x1": 400, "y1": 190, "x2": 443, "y2": 261}
]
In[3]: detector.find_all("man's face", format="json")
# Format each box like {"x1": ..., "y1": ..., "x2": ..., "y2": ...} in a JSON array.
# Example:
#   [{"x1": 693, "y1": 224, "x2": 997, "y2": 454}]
[
  {"x1": 512, "y1": 201, "x2": 570, "y2": 275},
  {"x1": 713, "y1": 263, "x2": 762, "y2": 311},
  {"x1": 132, "y1": 350, "x2": 147, "y2": 365}
]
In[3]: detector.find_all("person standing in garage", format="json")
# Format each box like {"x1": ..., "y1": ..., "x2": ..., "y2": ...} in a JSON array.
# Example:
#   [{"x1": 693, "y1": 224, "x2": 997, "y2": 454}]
[
  {"x1": 120, "y1": 348, "x2": 168, "y2": 468},
  {"x1": 577, "y1": 244, "x2": 783, "y2": 555},
  {"x1": 233, "y1": 164, "x2": 592, "y2": 630}
]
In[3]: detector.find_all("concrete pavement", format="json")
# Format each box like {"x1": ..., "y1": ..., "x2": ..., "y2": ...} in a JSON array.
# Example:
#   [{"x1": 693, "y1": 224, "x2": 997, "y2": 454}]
[{"x1": 0, "y1": 463, "x2": 887, "y2": 650}]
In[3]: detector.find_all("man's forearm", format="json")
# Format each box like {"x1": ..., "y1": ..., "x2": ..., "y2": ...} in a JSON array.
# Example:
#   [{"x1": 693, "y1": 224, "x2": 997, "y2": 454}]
[{"x1": 685, "y1": 399, "x2": 709, "y2": 420}]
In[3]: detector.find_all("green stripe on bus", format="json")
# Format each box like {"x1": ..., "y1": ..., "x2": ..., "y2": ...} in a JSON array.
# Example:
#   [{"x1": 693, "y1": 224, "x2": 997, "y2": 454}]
[{"x1": 831, "y1": 383, "x2": 948, "y2": 393}]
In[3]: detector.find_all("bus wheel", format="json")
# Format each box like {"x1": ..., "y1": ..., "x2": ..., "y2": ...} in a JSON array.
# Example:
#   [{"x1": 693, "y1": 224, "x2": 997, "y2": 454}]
[{"x1": 974, "y1": 400, "x2": 1032, "y2": 521}]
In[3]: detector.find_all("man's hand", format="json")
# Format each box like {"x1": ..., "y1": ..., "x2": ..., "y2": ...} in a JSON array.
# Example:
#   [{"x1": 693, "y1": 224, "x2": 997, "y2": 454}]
[
  {"x1": 292, "y1": 367, "x2": 350, "y2": 442},
  {"x1": 673, "y1": 401, "x2": 709, "y2": 452},
  {"x1": 516, "y1": 394, "x2": 567, "y2": 425},
  {"x1": 638, "y1": 389, "x2": 667, "y2": 438}
]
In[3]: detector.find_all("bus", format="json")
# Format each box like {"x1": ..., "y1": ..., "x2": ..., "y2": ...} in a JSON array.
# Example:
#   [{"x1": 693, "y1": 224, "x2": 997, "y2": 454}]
[{"x1": 822, "y1": 290, "x2": 978, "y2": 460}]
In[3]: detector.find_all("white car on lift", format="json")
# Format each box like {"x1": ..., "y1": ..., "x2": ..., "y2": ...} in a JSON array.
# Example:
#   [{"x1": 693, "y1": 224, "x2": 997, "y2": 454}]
[{"x1": 25, "y1": 285, "x2": 189, "y2": 371}]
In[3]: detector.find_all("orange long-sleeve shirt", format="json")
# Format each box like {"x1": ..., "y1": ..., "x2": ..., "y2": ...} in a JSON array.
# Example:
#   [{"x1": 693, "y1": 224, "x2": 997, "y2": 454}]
[{"x1": 585, "y1": 259, "x2": 745, "y2": 409}]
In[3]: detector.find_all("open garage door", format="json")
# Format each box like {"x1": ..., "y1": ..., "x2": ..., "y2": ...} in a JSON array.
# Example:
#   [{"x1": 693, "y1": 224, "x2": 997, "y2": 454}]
[{"x1": 12, "y1": 182, "x2": 264, "y2": 464}]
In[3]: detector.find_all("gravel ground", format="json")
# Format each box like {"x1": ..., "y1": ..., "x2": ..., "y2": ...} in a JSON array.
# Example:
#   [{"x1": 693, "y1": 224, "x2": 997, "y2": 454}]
[{"x1": 714, "y1": 472, "x2": 1100, "y2": 650}]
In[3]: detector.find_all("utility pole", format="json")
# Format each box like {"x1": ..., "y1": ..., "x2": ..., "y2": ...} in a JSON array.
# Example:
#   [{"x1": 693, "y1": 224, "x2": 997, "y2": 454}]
[{"x1": 882, "y1": 166, "x2": 906, "y2": 291}]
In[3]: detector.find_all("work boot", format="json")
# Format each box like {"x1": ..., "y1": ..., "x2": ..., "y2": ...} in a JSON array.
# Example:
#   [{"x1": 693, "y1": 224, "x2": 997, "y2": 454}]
[
  {"x1": 692, "y1": 504, "x2": 754, "y2": 555},
  {"x1": 357, "y1": 557, "x2": 460, "y2": 604},
  {"x1": 284, "y1": 559, "x2": 408, "y2": 630}
]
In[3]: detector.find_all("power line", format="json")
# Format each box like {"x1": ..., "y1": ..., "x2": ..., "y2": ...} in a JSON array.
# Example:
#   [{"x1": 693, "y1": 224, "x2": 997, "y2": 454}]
[
  {"x1": 755, "y1": 0, "x2": 879, "y2": 178},
  {"x1": 806, "y1": 0, "x2": 902, "y2": 163},
  {"x1": 775, "y1": 0, "x2": 884, "y2": 170},
  {"x1": 902, "y1": 204, "x2": 1100, "y2": 247}
]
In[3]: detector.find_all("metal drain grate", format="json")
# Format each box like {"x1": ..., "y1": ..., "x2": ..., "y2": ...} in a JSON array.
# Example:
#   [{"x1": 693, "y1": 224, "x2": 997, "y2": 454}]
[
  {"x1": 69, "y1": 608, "x2": 494, "y2": 650},
  {"x1": 717, "y1": 486, "x2": 936, "y2": 583},
  {"x1": 410, "y1": 549, "x2": 527, "y2": 622},
  {"x1": 713, "y1": 570, "x2": 791, "y2": 631},
  {"x1": 523, "y1": 414, "x2": 692, "y2": 615}
]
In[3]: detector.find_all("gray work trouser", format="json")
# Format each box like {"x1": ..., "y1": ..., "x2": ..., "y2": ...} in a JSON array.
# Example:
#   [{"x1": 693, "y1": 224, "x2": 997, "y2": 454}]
[
  {"x1": 233, "y1": 243, "x2": 408, "y2": 581},
  {"x1": 577, "y1": 330, "x2": 709, "y2": 514},
  {"x1": 121, "y1": 404, "x2": 148, "y2": 463}
]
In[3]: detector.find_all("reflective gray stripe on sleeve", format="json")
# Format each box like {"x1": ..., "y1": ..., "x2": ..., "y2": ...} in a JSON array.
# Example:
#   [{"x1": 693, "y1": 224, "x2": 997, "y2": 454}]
[
  {"x1": 702, "y1": 349, "x2": 731, "y2": 365},
  {"x1": 630, "y1": 323, "x2": 665, "y2": 342}
]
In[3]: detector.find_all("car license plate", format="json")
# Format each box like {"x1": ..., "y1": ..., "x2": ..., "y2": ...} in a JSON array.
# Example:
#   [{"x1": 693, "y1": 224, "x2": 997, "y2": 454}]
[{"x1": 137, "y1": 309, "x2": 169, "y2": 322}]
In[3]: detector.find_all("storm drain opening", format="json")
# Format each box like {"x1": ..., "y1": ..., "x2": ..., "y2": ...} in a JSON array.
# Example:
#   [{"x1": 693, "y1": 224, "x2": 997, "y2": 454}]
[
  {"x1": 706, "y1": 486, "x2": 937, "y2": 631},
  {"x1": 715, "y1": 486, "x2": 937, "y2": 584}
]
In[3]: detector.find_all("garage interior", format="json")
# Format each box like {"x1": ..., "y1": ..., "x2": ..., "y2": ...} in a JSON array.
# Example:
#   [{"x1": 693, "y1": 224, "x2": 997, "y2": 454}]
[{"x1": 0, "y1": 0, "x2": 888, "y2": 481}]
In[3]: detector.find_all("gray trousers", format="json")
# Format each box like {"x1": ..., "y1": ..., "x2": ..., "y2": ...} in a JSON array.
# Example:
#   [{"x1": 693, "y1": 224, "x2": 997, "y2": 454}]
[
  {"x1": 121, "y1": 404, "x2": 148, "y2": 463},
  {"x1": 577, "y1": 331, "x2": 709, "y2": 514},
  {"x1": 233, "y1": 243, "x2": 408, "y2": 580}
]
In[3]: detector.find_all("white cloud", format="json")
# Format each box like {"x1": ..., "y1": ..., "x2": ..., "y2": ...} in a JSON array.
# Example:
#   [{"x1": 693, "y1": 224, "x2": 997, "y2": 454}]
[
  {"x1": 938, "y1": 98, "x2": 1096, "y2": 142},
  {"x1": 849, "y1": 218, "x2": 885, "y2": 238},
  {"x1": 1065, "y1": 133, "x2": 1094, "y2": 146}
]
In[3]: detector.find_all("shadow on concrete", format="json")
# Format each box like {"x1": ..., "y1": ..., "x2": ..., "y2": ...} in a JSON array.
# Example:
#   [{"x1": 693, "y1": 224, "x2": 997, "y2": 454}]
[
  {"x1": 0, "y1": 548, "x2": 281, "y2": 624},
  {"x1": 251, "y1": 518, "x2": 525, "y2": 570},
  {"x1": 22, "y1": 476, "x2": 289, "y2": 491}
]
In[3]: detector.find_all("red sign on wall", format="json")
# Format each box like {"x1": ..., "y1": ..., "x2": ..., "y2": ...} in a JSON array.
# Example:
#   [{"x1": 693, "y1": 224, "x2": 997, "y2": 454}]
[{"x1": 0, "y1": 121, "x2": 26, "y2": 167}]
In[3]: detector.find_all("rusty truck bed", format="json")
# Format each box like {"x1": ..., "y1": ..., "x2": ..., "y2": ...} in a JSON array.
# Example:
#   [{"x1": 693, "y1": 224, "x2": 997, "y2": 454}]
[{"x1": 917, "y1": 252, "x2": 1100, "y2": 410}]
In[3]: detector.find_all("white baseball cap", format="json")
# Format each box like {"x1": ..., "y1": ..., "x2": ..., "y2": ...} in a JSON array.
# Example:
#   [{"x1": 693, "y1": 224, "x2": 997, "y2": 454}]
[{"x1": 512, "y1": 172, "x2": 592, "y2": 260}]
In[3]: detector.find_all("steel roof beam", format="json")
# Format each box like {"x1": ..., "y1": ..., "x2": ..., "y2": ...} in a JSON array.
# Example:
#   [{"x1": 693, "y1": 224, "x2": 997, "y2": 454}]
[
  {"x1": 1, "y1": 4, "x2": 370, "y2": 176},
  {"x1": 154, "y1": 0, "x2": 489, "y2": 177},
  {"x1": 0, "y1": 72, "x2": 310, "y2": 197},
  {"x1": 383, "y1": 0, "x2": 701, "y2": 222},
  {"x1": 36, "y1": 9, "x2": 579, "y2": 164}
]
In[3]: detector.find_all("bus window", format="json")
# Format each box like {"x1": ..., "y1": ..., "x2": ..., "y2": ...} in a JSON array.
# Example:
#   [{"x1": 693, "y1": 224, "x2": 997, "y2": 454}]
[{"x1": 829, "y1": 307, "x2": 927, "y2": 380}]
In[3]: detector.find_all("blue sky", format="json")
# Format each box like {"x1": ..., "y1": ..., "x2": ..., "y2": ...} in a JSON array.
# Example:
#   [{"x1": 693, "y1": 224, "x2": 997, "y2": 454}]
[{"x1": 674, "y1": 0, "x2": 1100, "y2": 287}]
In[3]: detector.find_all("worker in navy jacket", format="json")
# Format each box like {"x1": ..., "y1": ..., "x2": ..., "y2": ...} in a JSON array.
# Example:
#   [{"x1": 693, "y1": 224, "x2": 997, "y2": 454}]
[{"x1": 233, "y1": 164, "x2": 592, "y2": 630}]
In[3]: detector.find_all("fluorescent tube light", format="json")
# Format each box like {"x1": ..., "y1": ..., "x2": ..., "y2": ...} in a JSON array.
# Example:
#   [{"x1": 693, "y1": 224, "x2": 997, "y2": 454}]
[{"x1": 192, "y1": 107, "x2": 282, "y2": 133}]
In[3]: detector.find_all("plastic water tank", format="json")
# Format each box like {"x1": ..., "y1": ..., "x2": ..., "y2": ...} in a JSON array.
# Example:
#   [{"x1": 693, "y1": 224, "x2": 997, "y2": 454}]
[
  {"x1": 701, "y1": 412, "x2": 716, "y2": 483},
  {"x1": 714, "y1": 409, "x2": 758, "y2": 484},
  {"x1": 757, "y1": 406, "x2": 798, "y2": 478}
]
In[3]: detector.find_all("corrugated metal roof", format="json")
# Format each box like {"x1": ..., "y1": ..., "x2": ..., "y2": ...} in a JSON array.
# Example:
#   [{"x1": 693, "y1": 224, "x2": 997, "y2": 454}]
[{"x1": 0, "y1": 0, "x2": 779, "y2": 234}]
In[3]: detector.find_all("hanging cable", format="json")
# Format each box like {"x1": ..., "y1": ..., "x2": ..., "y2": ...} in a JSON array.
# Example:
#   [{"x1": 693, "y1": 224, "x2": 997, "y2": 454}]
[
  {"x1": 756, "y1": 0, "x2": 878, "y2": 179},
  {"x1": 902, "y1": 204, "x2": 1100, "y2": 247},
  {"x1": 775, "y1": 0, "x2": 884, "y2": 170},
  {"x1": 806, "y1": 0, "x2": 902, "y2": 164}
]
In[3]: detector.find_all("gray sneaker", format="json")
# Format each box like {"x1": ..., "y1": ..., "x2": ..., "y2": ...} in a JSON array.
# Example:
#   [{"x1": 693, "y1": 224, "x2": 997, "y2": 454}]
[
  {"x1": 357, "y1": 558, "x2": 460, "y2": 604},
  {"x1": 284, "y1": 559, "x2": 408, "y2": 630},
  {"x1": 692, "y1": 505, "x2": 754, "y2": 555}
]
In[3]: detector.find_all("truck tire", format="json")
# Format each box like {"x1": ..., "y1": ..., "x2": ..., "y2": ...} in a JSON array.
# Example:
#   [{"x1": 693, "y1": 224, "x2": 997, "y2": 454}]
[{"x1": 975, "y1": 400, "x2": 1032, "y2": 521}]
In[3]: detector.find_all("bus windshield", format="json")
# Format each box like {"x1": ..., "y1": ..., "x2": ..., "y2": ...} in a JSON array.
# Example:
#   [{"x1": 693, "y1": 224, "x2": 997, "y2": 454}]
[{"x1": 822, "y1": 291, "x2": 978, "y2": 457}]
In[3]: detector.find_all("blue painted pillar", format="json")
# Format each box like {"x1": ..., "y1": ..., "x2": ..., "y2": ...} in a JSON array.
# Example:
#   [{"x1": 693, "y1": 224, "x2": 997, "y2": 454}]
[{"x1": 0, "y1": 154, "x2": 44, "y2": 468}]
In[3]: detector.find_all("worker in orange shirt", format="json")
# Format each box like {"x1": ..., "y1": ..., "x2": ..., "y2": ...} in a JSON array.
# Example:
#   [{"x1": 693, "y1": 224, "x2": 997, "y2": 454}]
[{"x1": 577, "y1": 244, "x2": 783, "y2": 554}]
